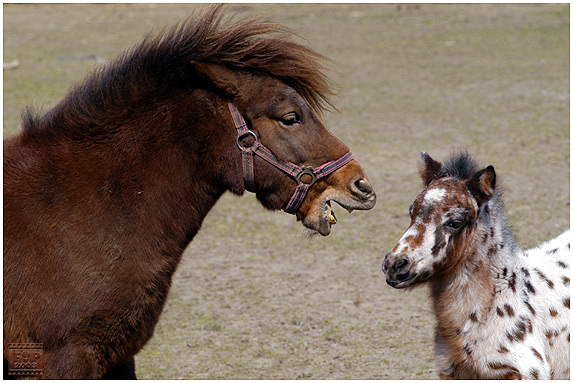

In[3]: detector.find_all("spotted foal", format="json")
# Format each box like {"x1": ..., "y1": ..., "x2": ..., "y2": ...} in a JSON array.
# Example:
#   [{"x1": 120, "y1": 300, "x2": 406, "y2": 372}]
[{"x1": 383, "y1": 152, "x2": 570, "y2": 379}]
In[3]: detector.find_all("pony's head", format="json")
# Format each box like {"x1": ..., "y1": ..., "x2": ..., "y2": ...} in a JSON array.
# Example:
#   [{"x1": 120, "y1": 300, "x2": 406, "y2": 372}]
[
  {"x1": 192, "y1": 61, "x2": 376, "y2": 236},
  {"x1": 24, "y1": 5, "x2": 376, "y2": 237},
  {"x1": 383, "y1": 152, "x2": 496, "y2": 288}
]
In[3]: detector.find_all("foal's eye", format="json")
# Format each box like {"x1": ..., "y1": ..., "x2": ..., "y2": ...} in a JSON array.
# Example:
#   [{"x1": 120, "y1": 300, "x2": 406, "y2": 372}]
[
  {"x1": 279, "y1": 112, "x2": 300, "y2": 127},
  {"x1": 408, "y1": 203, "x2": 415, "y2": 218},
  {"x1": 445, "y1": 220, "x2": 463, "y2": 229}
]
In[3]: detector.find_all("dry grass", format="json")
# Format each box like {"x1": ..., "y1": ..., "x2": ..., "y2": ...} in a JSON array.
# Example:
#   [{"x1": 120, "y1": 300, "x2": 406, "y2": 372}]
[{"x1": 4, "y1": 3, "x2": 569, "y2": 379}]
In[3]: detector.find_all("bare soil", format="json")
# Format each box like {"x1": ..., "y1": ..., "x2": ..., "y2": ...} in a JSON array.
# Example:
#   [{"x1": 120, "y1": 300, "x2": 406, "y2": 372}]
[{"x1": 4, "y1": 3, "x2": 569, "y2": 379}]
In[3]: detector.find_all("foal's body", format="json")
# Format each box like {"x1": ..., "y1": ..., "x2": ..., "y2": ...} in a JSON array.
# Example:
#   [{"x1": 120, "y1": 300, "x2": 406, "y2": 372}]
[
  {"x1": 384, "y1": 153, "x2": 569, "y2": 379},
  {"x1": 432, "y1": 230, "x2": 570, "y2": 379}
]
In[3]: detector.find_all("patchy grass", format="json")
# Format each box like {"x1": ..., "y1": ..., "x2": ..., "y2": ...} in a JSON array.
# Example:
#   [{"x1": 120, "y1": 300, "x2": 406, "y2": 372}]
[{"x1": 4, "y1": 3, "x2": 568, "y2": 379}]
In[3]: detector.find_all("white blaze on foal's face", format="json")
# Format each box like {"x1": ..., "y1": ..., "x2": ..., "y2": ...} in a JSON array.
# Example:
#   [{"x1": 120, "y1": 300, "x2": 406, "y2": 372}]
[
  {"x1": 423, "y1": 187, "x2": 446, "y2": 205},
  {"x1": 384, "y1": 177, "x2": 479, "y2": 288}
]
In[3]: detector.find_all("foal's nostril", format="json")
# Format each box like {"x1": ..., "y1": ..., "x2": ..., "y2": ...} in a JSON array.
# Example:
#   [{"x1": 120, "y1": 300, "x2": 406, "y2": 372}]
[
  {"x1": 385, "y1": 254, "x2": 413, "y2": 287},
  {"x1": 396, "y1": 258, "x2": 408, "y2": 270},
  {"x1": 393, "y1": 255, "x2": 410, "y2": 274}
]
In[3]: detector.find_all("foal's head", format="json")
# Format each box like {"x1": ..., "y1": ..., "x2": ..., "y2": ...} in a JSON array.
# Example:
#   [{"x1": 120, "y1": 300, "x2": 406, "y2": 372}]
[{"x1": 383, "y1": 152, "x2": 497, "y2": 288}]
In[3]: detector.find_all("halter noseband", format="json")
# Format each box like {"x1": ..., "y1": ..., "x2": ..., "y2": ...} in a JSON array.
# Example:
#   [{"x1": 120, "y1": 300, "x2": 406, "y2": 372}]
[{"x1": 227, "y1": 99, "x2": 354, "y2": 214}]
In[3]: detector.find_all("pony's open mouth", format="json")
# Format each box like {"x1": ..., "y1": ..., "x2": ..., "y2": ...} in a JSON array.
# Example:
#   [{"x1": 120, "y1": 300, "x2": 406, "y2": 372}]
[
  {"x1": 300, "y1": 188, "x2": 375, "y2": 237},
  {"x1": 326, "y1": 201, "x2": 338, "y2": 226},
  {"x1": 320, "y1": 199, "x2": 357, "y2": 234},
  {"x1": 324, "y1": 200, "x2": 356, "y2": 226}
]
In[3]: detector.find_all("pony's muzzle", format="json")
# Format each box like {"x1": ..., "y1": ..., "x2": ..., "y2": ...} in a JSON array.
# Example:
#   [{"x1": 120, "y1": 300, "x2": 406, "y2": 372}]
[{"x1": 383, "y1": 253, "x2": 414, "y2": 288}]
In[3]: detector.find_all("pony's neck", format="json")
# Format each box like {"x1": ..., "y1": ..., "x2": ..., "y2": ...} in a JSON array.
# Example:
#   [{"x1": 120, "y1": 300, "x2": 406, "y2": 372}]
[
  {"x1": 430, "y1": 197, "x2": 522, "y2": 342},
  {"x1": 117, "y1": 95, "x2": 236, "y2": 255},
  {"x1": 39, "y1": 92, "x2": 237, "y2": 261}
]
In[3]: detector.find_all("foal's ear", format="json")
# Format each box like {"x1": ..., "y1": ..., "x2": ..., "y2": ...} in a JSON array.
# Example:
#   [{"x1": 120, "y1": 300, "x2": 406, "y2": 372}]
[
  {"x1": 418, "y1": 151, "x2": 443, "y2": 186},
  {"x1": 191, "y1": 61, "x2": 239, "y2": 97},
  {"x1": 467, "y1": 165, "x2": 496, "y2": 205}
]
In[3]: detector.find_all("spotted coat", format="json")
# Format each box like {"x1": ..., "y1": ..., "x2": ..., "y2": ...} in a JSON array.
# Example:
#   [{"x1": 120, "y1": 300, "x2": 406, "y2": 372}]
[
  {"x1": 431, "y1": 231, "x2": 570, "y2": 380},
  {"x1": 383, "y1": 153, "x2": 570, "y2": 379}
]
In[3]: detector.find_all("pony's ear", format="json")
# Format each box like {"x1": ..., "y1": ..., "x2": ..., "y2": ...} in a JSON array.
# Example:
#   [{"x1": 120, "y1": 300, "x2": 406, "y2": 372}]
[
  {"x1": 191, "y1": 61, "x2": 239, "y2": 97},
  {"x1": 466, "y1": 165, "x2": 496, "y2": 205},
  {"x1": 418, "y1": 151, "x2": 443, "y2": 186}
]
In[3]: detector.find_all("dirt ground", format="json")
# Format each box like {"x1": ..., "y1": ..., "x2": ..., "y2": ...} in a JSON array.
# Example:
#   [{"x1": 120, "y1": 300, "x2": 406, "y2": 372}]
[{"x1": 3, "y1": 3, "x2": 569, "y2": 379}]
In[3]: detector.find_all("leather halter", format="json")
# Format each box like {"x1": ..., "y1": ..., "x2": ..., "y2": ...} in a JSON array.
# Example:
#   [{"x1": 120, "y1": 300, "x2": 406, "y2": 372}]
[{"x1": 227, "y1": 99, "x2": 354, "y2": 214}]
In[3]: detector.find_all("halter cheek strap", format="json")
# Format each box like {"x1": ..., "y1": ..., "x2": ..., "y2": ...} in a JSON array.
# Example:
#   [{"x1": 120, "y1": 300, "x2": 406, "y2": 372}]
[{"x1": 227, "y1": 99, "x2": 353, "y2": 214}]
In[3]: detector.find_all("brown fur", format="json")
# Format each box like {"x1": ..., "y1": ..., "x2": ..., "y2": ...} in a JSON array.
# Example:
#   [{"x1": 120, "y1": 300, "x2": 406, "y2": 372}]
[{"x1": 4, "y1": 6, "x2": 374, "y2": 379}]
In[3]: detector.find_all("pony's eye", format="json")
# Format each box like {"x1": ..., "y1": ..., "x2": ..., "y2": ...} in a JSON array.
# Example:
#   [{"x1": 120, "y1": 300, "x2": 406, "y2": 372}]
[
  {"x1": 445, "y1": 220, "x2": 463, "y2": 229},
  {"x1": 280, "y1": 112, "x2": 300, "y2": 127},
  {"x1": 408, "y1": 203, "x2": 415, "y2": 218}
]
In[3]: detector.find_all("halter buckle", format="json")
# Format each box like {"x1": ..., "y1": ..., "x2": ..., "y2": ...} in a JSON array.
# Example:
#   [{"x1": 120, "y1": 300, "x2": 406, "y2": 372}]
[
  {"x1": 295, "y1": 166, "x2": 317, "y2": 186},
  {"x1": 236, "y1": 131, "x2": 258, "y2": 151}
]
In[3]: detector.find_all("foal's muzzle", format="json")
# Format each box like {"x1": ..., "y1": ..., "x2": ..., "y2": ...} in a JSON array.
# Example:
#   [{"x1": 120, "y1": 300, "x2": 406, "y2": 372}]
[{"x1": 383, "y1": 252, "x2": 415, "y2": 288}]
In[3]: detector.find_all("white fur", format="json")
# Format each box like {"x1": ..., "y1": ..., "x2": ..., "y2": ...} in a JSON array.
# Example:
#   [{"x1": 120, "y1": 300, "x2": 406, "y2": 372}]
[
  {"x1": 388, "y1": 195, "x2": 570, "y2": 378},
  {"x1": 434, "y1": 230, "x2": 570, "y2": 379},
  {"x1": 424, "y1": 187, "x2": 446, "y2": 204}
]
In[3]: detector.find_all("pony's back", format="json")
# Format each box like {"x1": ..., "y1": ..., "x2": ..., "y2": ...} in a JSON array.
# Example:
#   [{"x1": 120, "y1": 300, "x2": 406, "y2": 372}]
[{"x1": 523, "y1": 230, "x2": 570, "y2": 378}]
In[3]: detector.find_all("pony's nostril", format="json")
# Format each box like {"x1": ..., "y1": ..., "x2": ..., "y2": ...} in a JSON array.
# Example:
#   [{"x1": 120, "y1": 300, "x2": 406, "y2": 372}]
[{"x1": 353, "y1": 178, "x2": 374, "y2": 197}]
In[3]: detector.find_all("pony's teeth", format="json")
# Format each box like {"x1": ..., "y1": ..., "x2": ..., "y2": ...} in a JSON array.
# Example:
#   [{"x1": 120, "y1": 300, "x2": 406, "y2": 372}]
[
  {"x1": 330, "y1": 211, "x2": 337, "y2": 225},
  {"x1": 326, "y1": 201, "x2": 337, "y2": 225}
]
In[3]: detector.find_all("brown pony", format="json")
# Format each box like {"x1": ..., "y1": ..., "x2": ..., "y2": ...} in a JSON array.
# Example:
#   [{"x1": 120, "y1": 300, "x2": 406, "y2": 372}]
[{"x1": 4, "y1": 6, "x2": 376, "y2": 379}]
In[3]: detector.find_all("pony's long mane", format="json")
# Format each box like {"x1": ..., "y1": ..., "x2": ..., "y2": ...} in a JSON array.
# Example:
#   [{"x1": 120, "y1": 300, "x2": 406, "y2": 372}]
[{"x1": 23, "y1": 5, "x2": 334, "y2": 136}]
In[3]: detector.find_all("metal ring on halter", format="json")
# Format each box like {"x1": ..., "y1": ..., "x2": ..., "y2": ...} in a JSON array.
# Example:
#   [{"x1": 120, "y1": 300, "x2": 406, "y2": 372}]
[
  {"x1": 236, "y1": 131, "x2": 258, "y2": 151},
  {"x1": 295, "y1": 166, "x2": 317, "y2": 187}
]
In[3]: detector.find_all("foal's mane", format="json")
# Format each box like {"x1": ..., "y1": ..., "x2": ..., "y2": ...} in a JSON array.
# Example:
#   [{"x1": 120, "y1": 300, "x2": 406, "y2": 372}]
[
  {"x1": 441, "y1": 152, "x2": 504, "y2": 202},
  {"x1": 23, "y1": 5, "x2": 334, "y2": 136},
  {"x1": 441, "y1": 152, "x2": 480, "y2": 181},
  {"x1": 440, "y1": 152, "x2": 516, "y2": 247}
]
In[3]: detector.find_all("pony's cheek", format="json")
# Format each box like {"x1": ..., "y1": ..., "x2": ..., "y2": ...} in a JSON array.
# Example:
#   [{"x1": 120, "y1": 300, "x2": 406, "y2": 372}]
[{"x1": 298, "y1": 197, "x2": 332, "y2": 236}]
